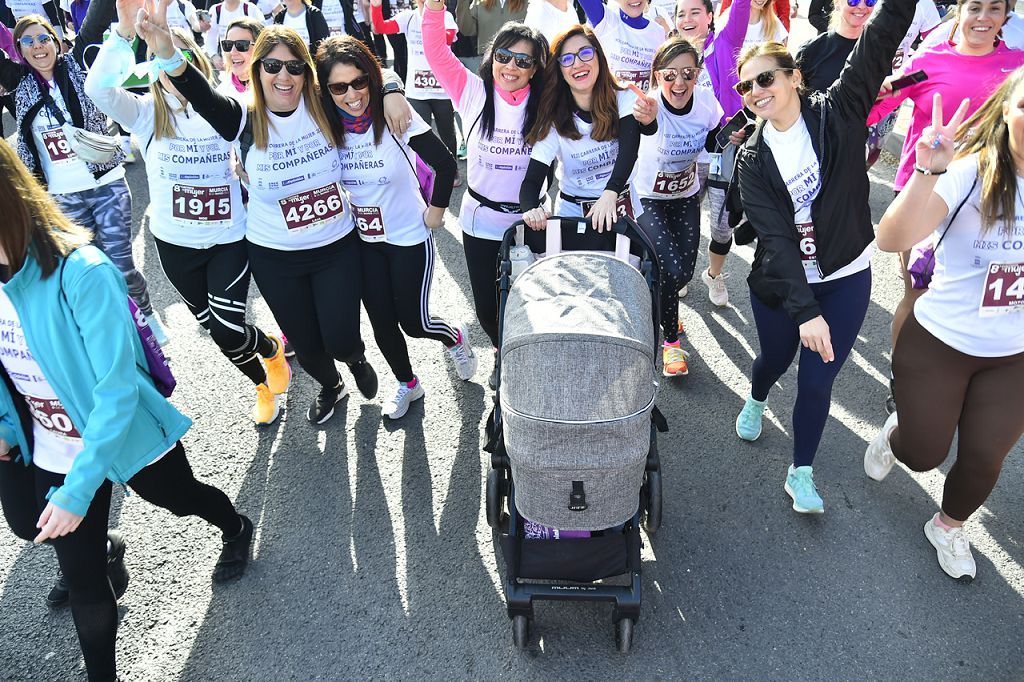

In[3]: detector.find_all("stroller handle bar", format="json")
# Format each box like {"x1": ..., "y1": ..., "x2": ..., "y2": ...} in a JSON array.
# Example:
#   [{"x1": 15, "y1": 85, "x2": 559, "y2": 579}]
[{"x1": 499, "y1": 215, "x2": 659, "y2": 272}]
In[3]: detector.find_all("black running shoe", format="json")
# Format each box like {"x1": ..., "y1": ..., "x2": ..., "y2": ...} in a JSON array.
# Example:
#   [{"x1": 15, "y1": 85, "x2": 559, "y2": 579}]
[
  {"x1": 46, "y1": 569, "x2": 68, "y2": 608},
  {"x1": 348, "y1": 358, "x2": 378, "y2": 399},
  {"x1": 307, "y1": 380, "x2": 349, "y2": 424},
  {"x1": 46, "y1": 531, "x2": 129, "y2": 608},
  {"x1": 213, "y1": 515, "x2": 253, "y2": 583}
]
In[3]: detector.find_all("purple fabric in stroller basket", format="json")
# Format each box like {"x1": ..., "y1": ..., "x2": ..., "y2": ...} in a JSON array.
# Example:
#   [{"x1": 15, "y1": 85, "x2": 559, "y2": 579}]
[{"x1": 523, "y1": 518, "x2": 591, "y2": 539}]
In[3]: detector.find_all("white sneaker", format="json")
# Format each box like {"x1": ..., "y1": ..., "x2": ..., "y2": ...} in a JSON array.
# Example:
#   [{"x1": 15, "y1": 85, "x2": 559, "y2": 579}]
[
  {"x1": 382, "y1": 379, "x2": 425, "y2": 419},
  {"x1": 701, "y1": 268, "x2": 730, "y2": 307},
  {"x1": 145, "y1": 312, "x2": 169, "y2": 346},
  {"x1": 446, "y1": 323, "x2": 478, "y2": 381},
  {"x1": 923, "y1": 514, "x2": 976, "y2": 581},
  {"x1": 121, "y1": 136, "x2": 136, "y2": 163},
  {"x1": 864, "y1": 411, "x2": 899, "y2": 481},
  {"x1": 678, "y1": 284, "x2": 688, "y2": 298}
]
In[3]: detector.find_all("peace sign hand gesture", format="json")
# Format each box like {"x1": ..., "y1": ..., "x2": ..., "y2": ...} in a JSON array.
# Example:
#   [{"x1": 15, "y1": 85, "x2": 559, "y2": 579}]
[
  {"x1": 136, "y1": 0, "x2": 177, "y2": 60},
  {"x1": 915, "y1": 92, "x2": 971, "y2": 174}
]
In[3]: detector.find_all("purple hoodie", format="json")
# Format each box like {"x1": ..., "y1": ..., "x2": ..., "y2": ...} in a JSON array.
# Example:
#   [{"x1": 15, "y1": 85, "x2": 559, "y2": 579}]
[
  {"x1": 0, "y1": 23, "x2": 19, "y2": 65},
  {"x1": 703, "y1": 0, "x2": 751, "y2": 121}
]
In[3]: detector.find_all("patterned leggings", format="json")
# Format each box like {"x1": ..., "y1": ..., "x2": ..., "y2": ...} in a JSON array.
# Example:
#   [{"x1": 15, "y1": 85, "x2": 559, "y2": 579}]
[
  {"x1": 55, "y1": 179, "x2": 152, "y2": 315},
  {"x1": 638, "y1": 194, "x2": 702, "y2": 343}
]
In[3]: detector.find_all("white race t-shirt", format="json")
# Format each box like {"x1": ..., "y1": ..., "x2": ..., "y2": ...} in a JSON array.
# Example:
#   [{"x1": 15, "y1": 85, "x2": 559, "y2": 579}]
[
  {"x1": 282, "y1": 8, "x2": 311, "y2": 44},
  {"x1": 636, "y1": 86, "x2": 723, "y2": 200},
  {"x1": 531, "y1": 89, "x2": 642, "y2": 218},
  {"x1": 320, "y1": 0, "x2": 349, "y2": 35},
  {"x1": 241, "y1": 100, "x2": 354, "y2": 250},
  {"x1": 338, "y1": 112, "x2": 432, "y2": 246},
  {"x1": 523, "y1": 0, "x2": 578, "y2": 48},
  {"x1": 166, "y1": 0, "x2": 199, "y2": 31},
  {"x1": 456, "y1": 76, "x2": 543, "y2": 240},
  {"x1": 914, "y1": 154, "x2": 1024, "y2": 356},
  {"x1": 891, "y1": 0, "x2": 942, "y2": 73},
  {"x1": 741, "y1": 16, "x2": 788, "y2": 51},
  {"x1": 0, "y1": 287, "x2": 83, "y2": 475},
  {"x1": 393, "y1": 8, "x2": 458, "y2": 100},
  {"x1": 31, "y1": 81, "x2": 125, "y2": 195},
  {"x1": 138, "y1": 96, "x2": 246, "y2": 249},
  {"x1": 7, "y1": 0, "x2": 46, "y2": 20},
  {"x1": 762, "y1": 117, "x2": 872, "y2": 284},
  {"x1": 592, "y1": 9, "x2": 667, "y2": 91}
]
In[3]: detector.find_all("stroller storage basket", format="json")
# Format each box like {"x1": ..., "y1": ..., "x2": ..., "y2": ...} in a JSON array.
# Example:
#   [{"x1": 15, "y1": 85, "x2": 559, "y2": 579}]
[{"x1": 500, "y1": 252, "x2": 656, "y2": 530}]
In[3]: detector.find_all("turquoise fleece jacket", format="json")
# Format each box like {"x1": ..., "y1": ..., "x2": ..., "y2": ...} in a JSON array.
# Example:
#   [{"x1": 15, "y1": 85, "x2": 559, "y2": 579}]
[{"x1": 0, "y1": 245, "x2": 191, "y2": 517}]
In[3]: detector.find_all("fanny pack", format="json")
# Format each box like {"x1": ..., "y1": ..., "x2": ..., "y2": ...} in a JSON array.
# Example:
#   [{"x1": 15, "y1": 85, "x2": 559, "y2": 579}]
[
  {"x1": 468, "y1": 187, "x2": 523, "y2": 214},
  {"x1": 45, "y1": 100, "x2": 120, "y2": 164}
]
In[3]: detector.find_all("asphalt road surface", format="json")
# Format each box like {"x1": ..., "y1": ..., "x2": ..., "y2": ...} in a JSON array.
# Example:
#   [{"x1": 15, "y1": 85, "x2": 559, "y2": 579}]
[{"x1": 2, "y1": 34, "x2": 1023, "y2": 682}]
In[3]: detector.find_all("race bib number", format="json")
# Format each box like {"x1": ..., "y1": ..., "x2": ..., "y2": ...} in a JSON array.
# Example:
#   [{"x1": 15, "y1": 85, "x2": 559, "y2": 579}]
[
  {"x1": 580, "y1": 190, "x2": 635, "y2": 222},
  {"x1": 651, "y1": 164, "x2": 697, "y2": 197},
  {"x1": 797, "y1": 222, "x2": 817, "y2": 263},
  {"x1": 353, "y1": 204, "x2": 386, "y2": 242},
  {"x1": 172, "y1": 184, "x2": 232, "y2": 226},
  {"x1": 413, "y1": 70, "x2": 442, "y2": 92},
  {"x1": 616, "y1": 69, "x2": 651, "y2": 90},
  {"x1": 892, "y1": 49, "x2": 905, "y2": 70},
  {"x1": 980, "y1": 261, "x2": 1024, "y2": 317},
  {"x1": 25, "y1": 395, "x2": 81, "y2": 441},
  {"x1": 278, "y1": 183, "x2": 345, "y2": 232},
  {"x1": 41, "y1": 127, "x2": 75, "y2": 164}
]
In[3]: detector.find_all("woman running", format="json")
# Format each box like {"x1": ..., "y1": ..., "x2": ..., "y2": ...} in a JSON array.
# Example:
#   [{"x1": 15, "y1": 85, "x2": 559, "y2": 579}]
[
  {"x1": 731, "y1": 0, "x2": 915, "y2": 514},
  {"x1": 520, "y1": 26, "x2": 644, "y2": 241},
  {"x1": 317, "y1": 36, "x2": 476, "y2": 418},
  {"x1": 635, "y1": 37, "x2": 722, "y2": 377},
  {"x1": 868, "y1": 0, "x2": 1023, "y2": 412},
  {"x1": 0, "y1": 0, "x2": 165, "y2": 344},
  {"x1": 216, "y1": 16, "x2": 265, "y2": 103},
  {"x1": 423, "y1": 6, "x2": 548, "y2": 387},
  {"x1": 866, "y1": 81, "x2": 1024, "y2": 581},
  {"x1": 674, "y1": 0, "x2": 751, "y2": 308},
  {"x1": 577, "y1": 0, "x2": 667, "y2": 92},
  {"x1": 370, "y1": 0, "x2": 463, "y2": 184},
  {"x1": 86, "y1": 3, "x2": 292, "y2": 426},
  {"x1": 0, "y1": 137, "x2": 252, "y2": 682},
  {"x1": 139, "y1": 4, "x2": 410, "y2": 424}
]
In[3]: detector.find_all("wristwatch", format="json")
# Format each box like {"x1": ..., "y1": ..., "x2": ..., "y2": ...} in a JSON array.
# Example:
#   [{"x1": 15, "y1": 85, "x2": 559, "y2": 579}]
[{"x1": 382, "y1": 81, "x2": 405, "y2": 97}]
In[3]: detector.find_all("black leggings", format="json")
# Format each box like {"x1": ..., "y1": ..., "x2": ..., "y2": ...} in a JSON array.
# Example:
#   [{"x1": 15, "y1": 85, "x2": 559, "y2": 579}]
[
  {"x1": 362, "y1": 235, "x2": 459, "y2": 383},
  {"x1": 155, "y1": 238, "x2": 276, "y2": 385},
  {"x1": 411, "y1": 98, "x2": 458, "y2": 160},
  {"x1": 0, "y1": 443, "x2": 240, "y2": 682},
  {"x1": 247, "y1": 231, "x2": 365, "y2": 388},
  {"x1": 891, "y1": 313, "x2": 1024, "y2": 521},
  {"x1": 462, "y1": 232, "x2": 500, "y2": 348},
  {"x1": 638, "y1": 195, "x2": 701, "y2": 342}
]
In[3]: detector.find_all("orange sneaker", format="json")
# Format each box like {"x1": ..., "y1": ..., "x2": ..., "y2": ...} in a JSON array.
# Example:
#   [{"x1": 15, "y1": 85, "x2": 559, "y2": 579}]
[
  {"x1": 252, "y1": 383, "x2": 279, "y2": 425},
  {"x1": 663, "y1": 341, "x2": 690, "y2": 377},
  {"x1": 264, "y1": 334, "x2": 291, "y2": 395}
]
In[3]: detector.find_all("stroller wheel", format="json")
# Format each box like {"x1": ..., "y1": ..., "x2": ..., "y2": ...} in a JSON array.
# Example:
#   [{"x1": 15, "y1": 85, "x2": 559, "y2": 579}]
[
  {"x1": 642, "y1": 469, "x2": 662, "y2": 534},
  {"x1": 512, "y1": 615, "x2": 530, "y2": 650},
  {"x1": 615, "y1": 617, "x2": 634, "y2": 654},
  {"x1": 486, "y1": 469, "x2": 503, "y2": 529}
]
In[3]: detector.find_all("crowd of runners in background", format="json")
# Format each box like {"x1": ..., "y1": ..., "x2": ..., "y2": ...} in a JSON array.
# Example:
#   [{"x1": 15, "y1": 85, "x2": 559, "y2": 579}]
[{"x1": 0, "y1": 0, "x2": 1022, "y2": 676}]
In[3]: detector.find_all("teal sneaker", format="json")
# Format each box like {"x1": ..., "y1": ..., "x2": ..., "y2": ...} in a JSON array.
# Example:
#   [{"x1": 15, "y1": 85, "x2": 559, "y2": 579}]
[
  {"x1": 784, "y1": 465, "x2": 824, "y2": 514},
  {"x1": 735, "y1": 395, "x2": 766, "y2": 441}
]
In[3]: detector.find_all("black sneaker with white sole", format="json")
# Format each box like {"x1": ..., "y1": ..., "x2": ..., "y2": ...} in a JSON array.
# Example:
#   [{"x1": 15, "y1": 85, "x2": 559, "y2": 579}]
[
  {"x1": 307, "y1": 379, "x2": 349, "y2": 424},
  {"x1": 348, "y1": 358, "x2": 378, "y2": 399}
]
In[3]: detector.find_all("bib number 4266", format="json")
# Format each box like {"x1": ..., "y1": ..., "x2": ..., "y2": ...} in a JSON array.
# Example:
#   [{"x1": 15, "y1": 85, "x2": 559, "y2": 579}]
[{"x1": 279, "y1": 183, "x2": 345, "y2": 231}]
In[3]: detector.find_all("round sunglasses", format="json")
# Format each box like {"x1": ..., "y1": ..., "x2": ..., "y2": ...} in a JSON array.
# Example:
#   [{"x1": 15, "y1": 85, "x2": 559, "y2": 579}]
[
  {"x1": 18, "y1": 33, "x2": 54, "y2": 48},
  {"x1": 260, "y1": 58, "x2": 306, "y2": 76},
  {"x1": 327, "y1": 75, "x2": 370, "y2": 96},
  {"x1": 558, "y1": 45, "x2": 597, "y2": 69},
  {"x1": 220, "y1": 39, "x2": 252, "y2": 53},
  {"x1": 734, "y1": 68, "x2": 793, "y2": 96},
  {"x1": 658, "y1": 66, "x2": 701, "y2": 83},
  {"x1": 494, "y1": 47, "x2": 536, "y2": 70}
]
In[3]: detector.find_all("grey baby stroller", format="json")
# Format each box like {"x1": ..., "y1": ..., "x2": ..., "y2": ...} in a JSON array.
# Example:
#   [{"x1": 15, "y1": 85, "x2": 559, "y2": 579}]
[{"x1": 483, "y1": 215, "x2": 668, "y2": 653}]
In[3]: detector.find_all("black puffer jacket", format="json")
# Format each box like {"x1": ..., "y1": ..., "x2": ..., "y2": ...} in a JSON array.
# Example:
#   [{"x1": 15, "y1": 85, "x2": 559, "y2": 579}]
[{"x1": 733, "y1": 0, "x2": 915, "y2": 325}]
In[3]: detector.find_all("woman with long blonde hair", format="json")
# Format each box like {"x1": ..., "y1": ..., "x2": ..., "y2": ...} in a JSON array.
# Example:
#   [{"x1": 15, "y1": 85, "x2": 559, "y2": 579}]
[
  {"x1": 867, "y1": 72, "x2": 1024, "y2": 582},
  {"x1": 138, "y1": 0, "x2": 412, "y2": 424},
  {"x1": 0, "y1": 136, "x2": 252, "y2": 682},
  {"x1": 85, "y1": 0, "x2": 292, "y2": 426}
]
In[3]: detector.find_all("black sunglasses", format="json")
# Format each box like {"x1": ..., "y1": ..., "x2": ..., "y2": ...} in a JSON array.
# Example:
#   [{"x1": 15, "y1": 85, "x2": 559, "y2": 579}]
[
  {"x1": 659, "y1": 67, "x2": 700, "y2": 83},
  {"x1": 558, "y1": 46, "x2": 597, "y2": 68},
  {"x1": 494, "y1": 47, "x2": 536, "y2": 70},
  {"x1": 260, "y1": 58, "x2": 306, "y2": 76},
  {"x1": 847, "y1": 0, "x2": 878, "y2": 6},
  {"x1": 327, "y1": 74, "x2": 370, "y2": 96},
  {"x1": 220, "y1": 39, "x2": 252, "y2": 53},
  {"x1": 734, "y1": 68, "x2": 793, "y2": 96}
]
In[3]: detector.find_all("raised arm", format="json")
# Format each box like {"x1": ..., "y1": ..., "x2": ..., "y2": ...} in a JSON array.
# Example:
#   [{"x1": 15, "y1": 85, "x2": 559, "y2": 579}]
[
  {"x1": 407, "y1": 128, "x2": 457, "y2": 227},
  {"x1": 73, "y1": 0, "x2": 117, "y2": 67},
  {"x1": 826, "y1": 0, "x2": 916, "y2": 123},
  {"x1": 715, "y1": 0, "x2": 751, "y2": 49},
  {"x1": 421, "y1": 0, "x2": 470, "y2": 106},
  {"x1": 577, "y1": 0, "x2": 605, "y2": 26},
  {"x1": 807, "y1": 0, "x2": 830, "y2": 33},
  {"x1": 370, "y1": 1, "x2": 400, "y2": 33},
  {"x1": 84, "y1": 3, "x2": 150, "y2": 132}
]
